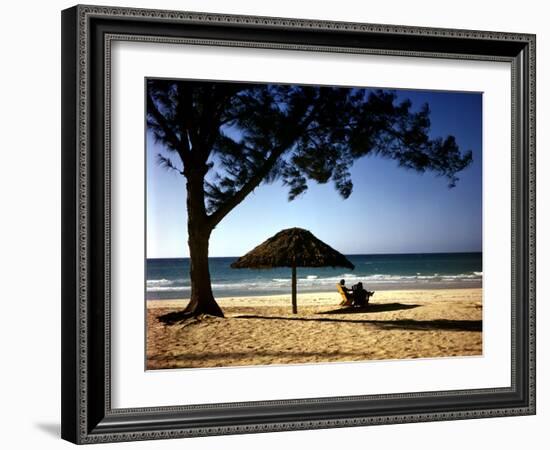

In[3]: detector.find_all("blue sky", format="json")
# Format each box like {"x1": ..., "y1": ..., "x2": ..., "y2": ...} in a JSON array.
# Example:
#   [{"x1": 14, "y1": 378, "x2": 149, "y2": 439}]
[{"x1": 146, "y1": 86, "x2": 482, "y2": 258}]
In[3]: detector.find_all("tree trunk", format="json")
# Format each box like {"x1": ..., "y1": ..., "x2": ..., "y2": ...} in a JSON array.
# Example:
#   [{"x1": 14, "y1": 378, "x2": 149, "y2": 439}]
[
  {"x1": 183, "y1": 167, "x2": 224, "y2": 318},
  {"x1": 182, "y1": 228, "x2": 224, "y2": 317},
  {"x1": 158, "y1": 170, "x2": 224, "y2": 324}
]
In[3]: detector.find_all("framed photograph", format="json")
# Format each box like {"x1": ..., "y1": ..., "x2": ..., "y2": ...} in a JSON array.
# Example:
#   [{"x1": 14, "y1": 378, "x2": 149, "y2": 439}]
[{"x1": 61, "y1": 5, "x2": 536, "y2": 444}]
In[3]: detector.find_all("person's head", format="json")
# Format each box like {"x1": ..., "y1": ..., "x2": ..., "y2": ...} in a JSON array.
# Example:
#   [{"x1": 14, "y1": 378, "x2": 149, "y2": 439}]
[
  {"x1": 340, "y1": 279, "x2": 345, "y2": 286},
  {"x1": 357, "y1": 282, "x2": 363, "y2": 289}
]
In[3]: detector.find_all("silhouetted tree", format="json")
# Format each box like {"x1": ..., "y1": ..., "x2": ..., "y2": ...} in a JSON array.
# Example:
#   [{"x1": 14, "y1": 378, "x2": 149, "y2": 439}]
[{"x1": 147, "y1": 80, "x2": 472, "y2": 320}]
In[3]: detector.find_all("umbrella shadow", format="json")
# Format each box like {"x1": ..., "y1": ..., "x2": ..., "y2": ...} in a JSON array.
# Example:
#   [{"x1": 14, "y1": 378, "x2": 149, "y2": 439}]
[
  {"x1": 320, "y1": 303, "x2": 420, "y2": 314},
  {"x1": 234, "y1": 314, "x2": 481, "y2": 332}
]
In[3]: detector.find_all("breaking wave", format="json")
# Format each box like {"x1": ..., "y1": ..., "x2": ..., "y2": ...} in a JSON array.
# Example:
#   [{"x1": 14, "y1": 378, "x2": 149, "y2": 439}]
[{"x1": 147, "y1": 271, "x2": 483, "y2": 294}]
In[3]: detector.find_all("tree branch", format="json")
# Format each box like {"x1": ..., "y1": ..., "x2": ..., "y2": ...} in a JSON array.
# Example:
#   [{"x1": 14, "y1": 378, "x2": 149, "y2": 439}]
[
  {"x1": 157, "y1": 154, "x2": 184, "y2": 175},
  {"x1": 207, "y1": 146, "x2": 285, "y2": 228},
  {"x1": 147, "y1": 92, "x2": 190, "y2": 163},
  {"x1": 180, "y1": 89, "x2": 200, "y2": 153},
  {"x1": 206, "y1": 106, "x2": 319, "y2": 228},
  {"x1": 198, "y1": 91, "x2": 224, "y2": 162}
]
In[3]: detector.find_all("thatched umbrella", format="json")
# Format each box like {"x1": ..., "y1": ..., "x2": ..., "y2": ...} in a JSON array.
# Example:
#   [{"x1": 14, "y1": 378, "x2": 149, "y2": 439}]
[{"x1": 231, "y1": 228, "x2": 355, "y2": 313}]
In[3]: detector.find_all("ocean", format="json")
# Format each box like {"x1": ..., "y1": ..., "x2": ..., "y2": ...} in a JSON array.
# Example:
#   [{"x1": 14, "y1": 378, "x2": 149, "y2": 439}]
[{"x1": 146, "y1": 252, "x2": 482, "y2": 300}]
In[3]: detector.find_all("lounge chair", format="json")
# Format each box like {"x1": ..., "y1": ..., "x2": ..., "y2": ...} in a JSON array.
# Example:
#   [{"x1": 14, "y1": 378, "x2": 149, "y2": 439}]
[
  {"x1": 336, "y1": 284, "x2": 353, "y2": 306},
  {"x1": 336, "y1": 284, "x2": 375, "y2": 307}
]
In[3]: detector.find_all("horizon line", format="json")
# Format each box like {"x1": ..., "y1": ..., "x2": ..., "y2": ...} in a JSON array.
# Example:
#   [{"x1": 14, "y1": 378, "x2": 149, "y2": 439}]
[{"x1": 146, "y1": 250, "x2": 483, "y2": 260}]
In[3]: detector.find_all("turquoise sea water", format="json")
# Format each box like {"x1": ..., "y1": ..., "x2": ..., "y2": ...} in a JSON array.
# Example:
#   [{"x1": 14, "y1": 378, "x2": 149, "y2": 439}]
[{"x1": 146, "y1": 252, "x2": 482, "y2": 300}]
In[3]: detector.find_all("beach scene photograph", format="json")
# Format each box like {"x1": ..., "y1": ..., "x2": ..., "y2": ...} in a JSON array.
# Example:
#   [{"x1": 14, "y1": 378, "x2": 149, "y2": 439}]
[{"x1": 145, "y1": 79, "x2": 482, "y2": 370}]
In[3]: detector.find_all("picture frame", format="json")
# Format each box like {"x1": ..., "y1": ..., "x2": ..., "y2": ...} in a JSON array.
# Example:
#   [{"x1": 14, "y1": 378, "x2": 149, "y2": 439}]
[{"x1": 61, "y1": 4, "x2": 536, "y2": 444}]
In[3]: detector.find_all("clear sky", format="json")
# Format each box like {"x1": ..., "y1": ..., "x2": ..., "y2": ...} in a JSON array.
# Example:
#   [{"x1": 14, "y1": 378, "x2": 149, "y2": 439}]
[{"x1": 146, "y1": 86, "x2": 482, "y2": 258}]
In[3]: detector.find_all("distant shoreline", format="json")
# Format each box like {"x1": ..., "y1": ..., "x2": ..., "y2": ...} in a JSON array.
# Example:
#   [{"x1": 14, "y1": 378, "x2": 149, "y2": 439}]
[{"x1": 147, "y1": 251, "x2": 482, "y2": 260}]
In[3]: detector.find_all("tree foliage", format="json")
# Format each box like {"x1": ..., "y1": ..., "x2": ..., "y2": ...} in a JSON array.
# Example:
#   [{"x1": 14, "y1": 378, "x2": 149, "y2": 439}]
[{"x1": 147, "y1": 80, "x2": 473, "y2": 226}]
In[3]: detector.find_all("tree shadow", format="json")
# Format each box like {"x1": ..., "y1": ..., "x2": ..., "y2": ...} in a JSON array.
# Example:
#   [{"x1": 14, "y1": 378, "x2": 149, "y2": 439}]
[
  {"x1": 158, "y1": 310, "x2": 192, "y2": 324},
  {"x1": 148, "y1": 350, "x2": 372, "y2": 363},
  {"x1": 320, "y1": 303, "x2": 420, "y2": 314},
  {"x1": 233, "y1": 314, "x2": 481, "y2": 332},
  {"x1": 373, "y1": 319, "x2": 482, "y2": 332}
]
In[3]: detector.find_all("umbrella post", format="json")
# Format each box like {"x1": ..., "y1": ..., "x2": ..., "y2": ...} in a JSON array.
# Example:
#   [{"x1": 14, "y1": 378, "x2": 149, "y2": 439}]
[{"x1": 291, "y1": 265, "x2": 297, "y2": 314}]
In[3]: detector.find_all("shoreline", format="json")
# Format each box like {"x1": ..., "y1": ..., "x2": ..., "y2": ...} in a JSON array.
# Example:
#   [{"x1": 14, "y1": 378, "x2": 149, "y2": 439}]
[
  {"x1": 147, "y1": 286, "x2": 482, "y2": 309},
  {"x1": 147, "y1": 281, "x2": 482, "y2": 302},
  {"x1": 147, "y1": 287, "x2": 482, "y2": 369}
]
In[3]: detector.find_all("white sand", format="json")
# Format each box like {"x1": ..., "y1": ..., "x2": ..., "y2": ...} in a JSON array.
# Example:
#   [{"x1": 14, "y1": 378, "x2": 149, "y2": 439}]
[{"x1": 147, "y1": 288, "x2": 482, "y2": 369}]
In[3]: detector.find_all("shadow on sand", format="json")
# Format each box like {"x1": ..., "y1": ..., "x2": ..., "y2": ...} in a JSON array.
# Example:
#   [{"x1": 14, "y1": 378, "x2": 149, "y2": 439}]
[
  {"x1": 233, "y1": 314, "x2": 482, "y2": 332},
  {"x1": 320, "y1": 303, "x2": 420, "y2": 314},
  {"x1": 148, "y1": 349, "x2": 375, "y2": 363}
]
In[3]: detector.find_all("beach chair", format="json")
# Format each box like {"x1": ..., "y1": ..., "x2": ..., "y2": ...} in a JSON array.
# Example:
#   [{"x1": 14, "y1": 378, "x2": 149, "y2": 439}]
[
  {"x1": 353, "y1": 289, "x2": 375, "y2": 307},
  {"x1": 336, "y1": 284, "x2": 353, "y2": 306}
]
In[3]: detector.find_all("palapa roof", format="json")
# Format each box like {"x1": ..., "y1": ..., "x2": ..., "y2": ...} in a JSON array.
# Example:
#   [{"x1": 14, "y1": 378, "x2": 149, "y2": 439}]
[{"x1": 231, "y1": 227, "x2": 355, "y2": 270}]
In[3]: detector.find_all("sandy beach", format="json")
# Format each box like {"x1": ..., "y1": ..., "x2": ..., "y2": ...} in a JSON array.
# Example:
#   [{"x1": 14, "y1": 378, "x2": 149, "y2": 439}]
[{"x1": 146, "y1": 287, "x2": 482, "y2": 369}]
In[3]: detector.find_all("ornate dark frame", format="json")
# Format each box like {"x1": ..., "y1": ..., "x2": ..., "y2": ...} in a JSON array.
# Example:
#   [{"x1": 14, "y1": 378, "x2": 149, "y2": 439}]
[{"x1": 61, "y1": 4, "x2": 536, "y2": 444}]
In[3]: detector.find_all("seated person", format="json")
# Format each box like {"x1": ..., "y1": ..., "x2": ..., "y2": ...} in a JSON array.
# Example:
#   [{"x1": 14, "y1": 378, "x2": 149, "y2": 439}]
[
  {"x1": 338, "y1": 279, "x2": 353, "y2": 305},
  {"x1": 351, "y1": 282, "x2": 372, "y2": 307}
]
